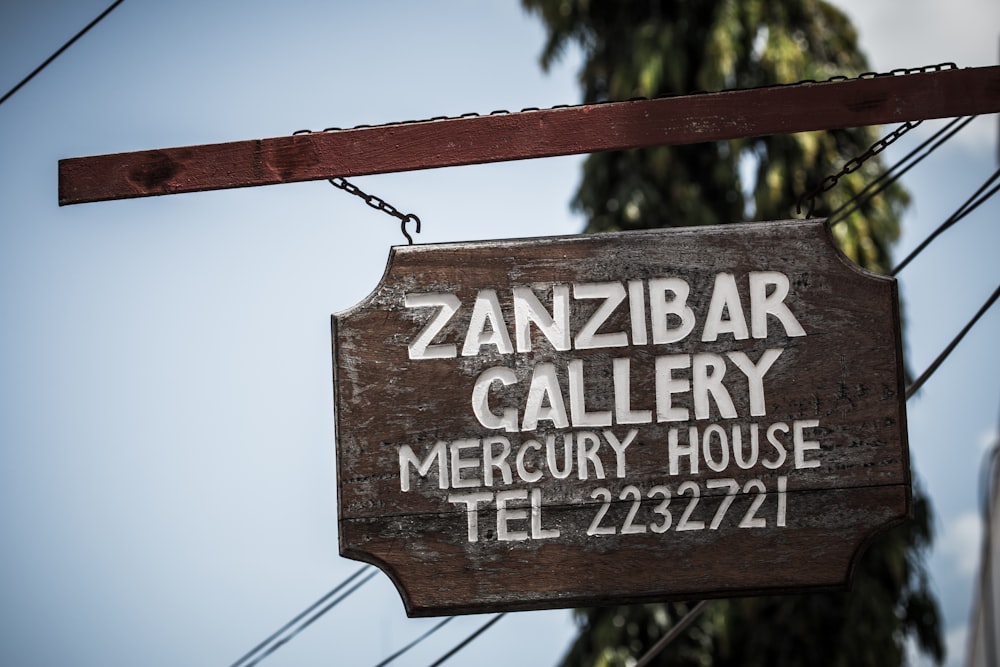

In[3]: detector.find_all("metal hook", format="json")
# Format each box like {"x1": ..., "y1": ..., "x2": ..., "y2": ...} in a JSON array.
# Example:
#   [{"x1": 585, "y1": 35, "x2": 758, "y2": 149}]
[
  {"x1": 401, "y1": 214, "x2": 421, "y2": 245},
  {"x1": 795, "y1": 193, "x2": 815, "y2": 219}
]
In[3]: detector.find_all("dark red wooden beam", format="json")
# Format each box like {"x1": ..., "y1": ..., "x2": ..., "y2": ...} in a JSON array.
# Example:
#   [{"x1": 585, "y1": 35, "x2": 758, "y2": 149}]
[{"x1": 59, "y1": 66, "x2": 1000, "y2": 205}]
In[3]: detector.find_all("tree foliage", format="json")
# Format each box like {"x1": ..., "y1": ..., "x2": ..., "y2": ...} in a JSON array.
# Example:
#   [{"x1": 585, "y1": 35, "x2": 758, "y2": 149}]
[
  {"x1": 524, "y1": 0, "x2": 910, "y2": 273},
  {"x1": 521, "y1": 0, "x2": 943, "y2": 664}
]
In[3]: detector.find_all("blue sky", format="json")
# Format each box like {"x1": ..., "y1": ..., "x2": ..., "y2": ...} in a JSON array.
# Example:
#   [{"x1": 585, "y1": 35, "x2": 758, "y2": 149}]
[{"x1": 0, "y1": 1, "x2": 997, "y2": 665}]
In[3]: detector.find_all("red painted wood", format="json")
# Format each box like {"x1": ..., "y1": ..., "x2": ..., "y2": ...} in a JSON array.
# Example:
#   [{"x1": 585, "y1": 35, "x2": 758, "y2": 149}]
[{"x1": 59, "y1": 66, "x2": 1000, "y2": 205}]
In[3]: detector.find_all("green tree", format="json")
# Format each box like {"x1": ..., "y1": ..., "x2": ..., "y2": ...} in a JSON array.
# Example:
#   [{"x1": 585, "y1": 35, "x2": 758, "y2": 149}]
[{"x1": 521, "y1": 0, "x2": 943, "y2": 664}]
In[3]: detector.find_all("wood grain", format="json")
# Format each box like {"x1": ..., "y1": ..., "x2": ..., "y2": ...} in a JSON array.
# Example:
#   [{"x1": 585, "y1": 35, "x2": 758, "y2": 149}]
[
  {"x1": 332, "y1": 219, "x2": 910, "y2": 615},
  {"x1": 60, "y1": 66, "x2": 1000, "y2": 204}
]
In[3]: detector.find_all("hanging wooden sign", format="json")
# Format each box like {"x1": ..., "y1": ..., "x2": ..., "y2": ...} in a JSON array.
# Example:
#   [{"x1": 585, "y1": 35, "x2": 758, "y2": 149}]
[{"x1": 332, "y1": 219, "x2": 909, "y2": 616}]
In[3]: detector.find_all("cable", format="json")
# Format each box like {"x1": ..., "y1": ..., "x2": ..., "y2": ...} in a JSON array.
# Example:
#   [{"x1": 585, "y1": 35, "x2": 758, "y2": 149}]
[
  {"x1": 380, "y1": 280, "x2": 995, "y2": 667},
  {"x1": 228, "y1": 138, "x2": 995, "y2": 667},
  {"x1": 798, "y1": 121, "x2": 922, "y2": 218},
  {"x1": 438, "y1": 305, "x2": 996, "y2": 667},
  {"x1": 373, "y1": 617, "x2": 455, "y2": 667},
  {"x1": 892, "y1": 167, "x2": 1000, "y2": 275},
  {"x1": 427, "y1": 614, "x2": 506, "y2": 667},
  {"x1": 605, "y1": 255, "x2": 998, "y2": 667},
  {"x1": 229, "y1": 565, "x2": 376, "y2": 667},
  {"x1": 632, "y1": 600, "x2": 710, "y2": 667},
  {"x1": 905, "y1": 284, "x2": 1000, "y2": 401},
  {"x1": 828, "y1": 116, "x2": 976, "y2": 226},
  {"x1": 605, "y1": 290, "x2": 1000, "y2": 666},
  {"x1": 229, "y1": 565, "x2": 371, "y2": 667},
  {"x1": 242, "y1": 568, "x2": 377, "y2": 667},
  {"x1": 228, "y1": 276, "x2": 996, "y2": 666},
  {"x1": 0, "y1": 0, "x2": 125, "y2": 107}
]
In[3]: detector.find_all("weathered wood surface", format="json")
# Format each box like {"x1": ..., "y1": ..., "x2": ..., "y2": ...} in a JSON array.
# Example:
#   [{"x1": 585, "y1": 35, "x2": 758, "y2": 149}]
[
  {"x1": 61, "y1": 66, "x2": 1000, "y2": 205},
  {"x1": 332, "y1": 219, "x2": 910, "y2": 616}
]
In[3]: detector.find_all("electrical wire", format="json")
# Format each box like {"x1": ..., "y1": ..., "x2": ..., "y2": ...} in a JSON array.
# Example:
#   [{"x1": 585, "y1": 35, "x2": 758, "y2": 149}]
[
  {"x1": 905, "y1": 285, "x2": 1000, "y2": 401},
  {"x1": 634, "y1": 601, "x2": 710, "y2": 667},
  {"x1": 0, "y1": 0, "x2": 125, "y2": 107},
  {"x1": 242, "y1": 568, "x2": 377, "y2": 667},
  {"x1": 827, "y1": 115, "x2": 976, "y2": 227},
  {"x1": 892, "y1": 166, "x2": 1000, "y2": 276},
  {"x1": 373, "y1": 617, "x2": 455, "y2": 667},
  {"x1": 508, "y1": 144, "x2": 997, "y2": 666},
  {"x1": 415, "y1": 127, "x2": 999, "y2": 665},
  {"x1": 426, "y1": 614, "x2": 506, "y2": 667},
  {"x1": 228, "y1": 565, "x2": 376, "y2": 667},
  {"x1": 618, "y1": 283, "x2": 1000, "y2": 662},
  {"x1": 228, "y1": 111, "x2": 997, "y2": 667},
  {"x1": 228, "y1": 279, "x2": 998, "y2": 667}
]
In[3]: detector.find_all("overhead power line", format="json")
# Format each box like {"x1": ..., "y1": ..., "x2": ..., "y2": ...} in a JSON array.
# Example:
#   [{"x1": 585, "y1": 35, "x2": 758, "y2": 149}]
[
  {"x1": 231, "y1": 278, "x2": 999, "y2": 666},
  {"x1": 228, "y1": 110, "x2": 997, "y2": 667},
  {"x1": 892, "y1": 165, "x2": 1000, "y2": 275},
  {"x1": 0, "y1": 0, "x2": 125, "y2": 107},
  {"x1": 634, "y1": 601, "x2": 711, "y2": 667},
  {"x1": 228, "y1": 565, "x2": 376, "y2": 667},
  {"x1": 906, "y1": 284, "x2": 1000, "y2": 401},
  {"x1": 610, "y1": 283, "x2": 1000, "y2": 662},
  {"x1": 373, "y1": 617, "x2": 455, "y2": 667},
  {"x1": 427, "y1": 614, "x2": 506, "y2": 667},
  {"x1": 828, "y1": 115, "x2": 977, "y2": 227}
]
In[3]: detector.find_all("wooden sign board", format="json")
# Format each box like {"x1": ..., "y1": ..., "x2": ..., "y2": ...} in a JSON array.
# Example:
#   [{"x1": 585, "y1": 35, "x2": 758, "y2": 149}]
[{"x1": 332, "y1": 219, "x2": 909, "y2": 616}]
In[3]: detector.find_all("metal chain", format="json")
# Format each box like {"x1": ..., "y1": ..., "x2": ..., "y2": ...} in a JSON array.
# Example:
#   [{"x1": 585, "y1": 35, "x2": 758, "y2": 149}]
[
  {"x1": 293, "y1": 63, "x2": 956, "y2": 137},
  {"x1": 295, "y1": 62, "x2": 956, "y2": 240},
  {"x1": 326, "y1": 177, "x2": 421, "y2": 245},
  {"x1": 796, "y1": 119, "x2": 923, "y2": 218}
]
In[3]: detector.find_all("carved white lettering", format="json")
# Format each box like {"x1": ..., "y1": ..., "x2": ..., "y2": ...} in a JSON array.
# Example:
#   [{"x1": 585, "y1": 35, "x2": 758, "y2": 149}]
[
  {"x1": 649, "y1": 277, "x2": 696, "y2": 344},
  {"x1": 613, "y1": 358, "x2": 652, "y2": 424},
  {"x1": 471, "y1": 366, "x2": 519, "y2": 432},
  {"x1": 573, "y1": 281, "x2": 628, "y2": 349},
  {"x1": 669, "y1": 426, "x2": 699, "y2": 476},
  {"x1": 627, "y1": 279, "x2": 648, "y2": 345},
  {"x1": 692, "y1": 353, "x2": 737, "y2": 420},
  {"x1": 732, "y1": 423, "x2": 760, "y2": 469},
  {"x1": 513, "y1": 285, "x2": 570, "y2": 352},
  {"x1": 728, "y1": 349, "x2": 783, "y2": 416},
  {"x1": 569, "y1": 359, "x2": 612, "y2": 427},
  {"x1": 515, "y1": 439, "x2": 543, "y2": 483},
  {"x1": 762, "y1": 422, "x2": 789, "y2": 469},
  {"x1": 702, "y1": 424, "x2": 730, "y2": 472},
  {"x1": 531, "y1": 488, "x2": 560, "y2": 538},
  {"x1": 522, "y1": 363, "x2": 569, "y2": 431},
  {"x1": 604, "y1": 428, "x2": 638, "y2": 478},
  {"x1": 405, "y1": 292, "x2": 460, "y2": 359},
  {"x1": 702, "y1": 272, "x2": 750, "y2": 342},
  {"x1": 655, "y1": 354, "x2": 691, "y2": 423},
  {"x1": 399, "y1": 441, "x2": 448, "y2": 492},
  {"x1": 461, "y1": 289, "x2": 514, "y2": 356},
  {"x1": 576, "y1": 431, "x2": 605, "y2": 480},
  {"x1": 406, "y1": 272, "x2": 805, "y2": 359},
  {"x1": 749, "y1": 271, "x2": 806, "y2": 338},
  {"x1": 482, "y1": 436, "x2": 513, "y2": 486},
  {"x1": 449, "y1": 491, "x2": 492, "y2": 542},
  {"x1": 496, "y1": 489, "x2": 529, "y2": 541},
  {"x1": 794, "y1": 419, "x2": 822, "y2": 469},
  {"x1": 449, "y1": 439, "x2": 481, "y2": 489}
]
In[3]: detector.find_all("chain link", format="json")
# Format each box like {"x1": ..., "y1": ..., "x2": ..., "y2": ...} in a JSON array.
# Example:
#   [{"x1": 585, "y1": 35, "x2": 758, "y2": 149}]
[
  {"x1": 297, "y1": 62, "x2": 957, "y2": 237},
  {"x1": 294, "y1": 63, "x2": 956, "y2": 136},
  {"x1": 796, "y1": 120, "x2": 923, "y2": 218},
  {"x1": 326, "y1": 177, "x2": 421, "y2": 245}
]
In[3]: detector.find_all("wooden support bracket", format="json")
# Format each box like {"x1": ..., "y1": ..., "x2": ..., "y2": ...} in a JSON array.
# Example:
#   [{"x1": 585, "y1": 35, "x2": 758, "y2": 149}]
[{"x1": 59, "y1": 66, "x2": 1000, "y2": 205}]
